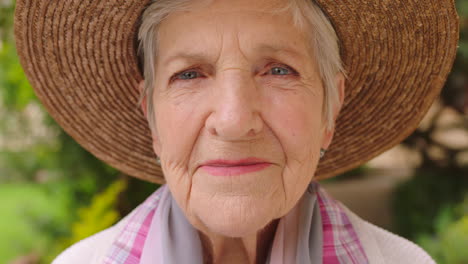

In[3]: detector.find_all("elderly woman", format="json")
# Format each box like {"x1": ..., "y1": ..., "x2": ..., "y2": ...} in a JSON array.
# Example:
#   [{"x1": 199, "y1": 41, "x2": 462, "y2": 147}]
[{"x1": 15, "y1": 0, "x2": 458, "y2": 263}]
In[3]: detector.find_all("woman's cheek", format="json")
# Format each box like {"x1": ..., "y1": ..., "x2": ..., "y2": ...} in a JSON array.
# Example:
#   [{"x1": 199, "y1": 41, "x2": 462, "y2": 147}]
[
  {"x1": 266, "y1": 88, "x2": 321, "y2": 148},
  {"x1": 154, "y1": 108, "x2": 192, "y2": 184}
]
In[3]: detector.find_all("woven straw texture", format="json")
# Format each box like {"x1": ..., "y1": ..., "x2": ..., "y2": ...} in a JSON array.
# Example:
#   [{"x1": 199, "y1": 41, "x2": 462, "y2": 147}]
[{"x1": 14, "y1": 0, "x2": 459, "y2": 184}]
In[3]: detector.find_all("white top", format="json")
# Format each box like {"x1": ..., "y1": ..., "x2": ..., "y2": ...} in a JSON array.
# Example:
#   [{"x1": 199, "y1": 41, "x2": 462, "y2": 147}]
[{"x1": 53, "y1": 204, "x2": 435, "y2": 264}]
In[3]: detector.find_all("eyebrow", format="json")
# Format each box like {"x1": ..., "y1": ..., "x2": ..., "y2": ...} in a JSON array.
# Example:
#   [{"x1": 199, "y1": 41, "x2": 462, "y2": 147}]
[
  {"x1": 162, "y1": 43, "x2": 305, "y2": 66},
  {"x1": 163, "y1": 52, "x2": 213, "y2": 66},
  {"x1": 256, "y1": 44, "x2": 304, "y2": 59}
]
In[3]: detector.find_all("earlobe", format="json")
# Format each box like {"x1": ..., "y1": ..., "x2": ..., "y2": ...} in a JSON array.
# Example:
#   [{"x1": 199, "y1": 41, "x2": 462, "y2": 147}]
[{"x1": 321, "y1": 126, "x2": 335, "y2": 150}]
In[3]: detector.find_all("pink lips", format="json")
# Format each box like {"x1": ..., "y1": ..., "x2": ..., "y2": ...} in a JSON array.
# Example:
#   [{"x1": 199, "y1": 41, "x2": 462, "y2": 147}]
[{"x1": 200, "y1": 158, "x2": 271, "y2": 176}]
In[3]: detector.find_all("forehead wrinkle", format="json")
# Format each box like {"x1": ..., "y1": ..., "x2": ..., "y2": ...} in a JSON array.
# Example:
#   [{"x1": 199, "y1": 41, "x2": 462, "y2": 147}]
[
  {"x1": 160, "y1": 16, "x2": 311, "y2": 70},
  {"x1": 214, "y1": 22, "x2": 224, "y2": 67},
  {"x1": 162, "y1": 52, "x2": 214, "y2": 66},
  {"x1": 161, "y1": 43, "x2": 309, "y2": 72},
  {"x1": 256, "y1": 45, "x2": 308, "y2": 65},
  {"x1": 162, "y1": 22, "x2": 224, "y2": 67},
  {"x1": 199, "y1": 0, "x2": 289, "y2": 17},
  {"x1": 219, "y1": 67, "x2": 250, "y2": 75},
  {"x1": 233, "y1": 25, "x2": 249, "y2": 63},
  {"x1": 213, "y1": 22, "x2": 250, "y2": 69}
]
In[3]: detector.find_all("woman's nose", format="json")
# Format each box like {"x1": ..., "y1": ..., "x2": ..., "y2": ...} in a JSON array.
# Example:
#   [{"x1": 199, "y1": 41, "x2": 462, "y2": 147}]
[{"x1": 205, "y1": 70, "x2": 263, "y2": 141}]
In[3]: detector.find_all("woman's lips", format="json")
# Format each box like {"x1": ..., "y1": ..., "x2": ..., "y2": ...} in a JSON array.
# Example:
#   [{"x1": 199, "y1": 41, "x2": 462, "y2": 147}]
[{"x1": 200, "y1": 158, "x2": 272, "y2": 176}]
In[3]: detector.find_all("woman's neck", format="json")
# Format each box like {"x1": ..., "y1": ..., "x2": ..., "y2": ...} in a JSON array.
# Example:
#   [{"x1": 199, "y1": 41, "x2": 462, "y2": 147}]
[{"x1": 199, "y1": 219, "x2": 279, "y2": 264}]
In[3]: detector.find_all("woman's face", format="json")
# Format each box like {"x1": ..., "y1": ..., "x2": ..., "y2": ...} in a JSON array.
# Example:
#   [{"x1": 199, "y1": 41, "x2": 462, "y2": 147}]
[{"x1": 149, "y1": 0, "x2": 338, "y2": 237}]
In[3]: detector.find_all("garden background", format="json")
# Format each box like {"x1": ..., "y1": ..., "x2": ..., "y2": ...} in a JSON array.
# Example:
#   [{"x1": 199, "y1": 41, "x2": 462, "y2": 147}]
[{"x1": 1, "y1": 1, "x2": 467, "y2": 263}]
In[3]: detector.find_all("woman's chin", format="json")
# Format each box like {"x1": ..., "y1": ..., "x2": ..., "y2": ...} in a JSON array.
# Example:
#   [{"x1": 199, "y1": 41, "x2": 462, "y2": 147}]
[{"x1": 192, "y1": 196, "x2": 280, "y2": 238}]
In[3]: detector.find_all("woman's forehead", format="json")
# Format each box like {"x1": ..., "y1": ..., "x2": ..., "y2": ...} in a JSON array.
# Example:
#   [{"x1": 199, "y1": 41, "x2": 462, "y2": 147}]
[
  {"x1": 156, "y1": 1, "x2": 312, "y2": 64},
  {"x1": 160, "y1": 43, "x2": 307, "y2": 67},
  {"x1": 185, "y1": 0, "x2": 290, "y2": 15}
]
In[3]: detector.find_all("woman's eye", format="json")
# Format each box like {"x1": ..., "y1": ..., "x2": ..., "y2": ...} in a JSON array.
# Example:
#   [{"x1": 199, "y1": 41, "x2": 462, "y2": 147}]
[
  {"x1": 266, "y1": 65, "x2": 298, "y2": 76},
  {"x1": 171, "y1": 69, "x2": 203, "y2": 82},
  {"x1": 270, "y1": 66, "x2": 291, "y2": 75},
  {"x1": 177, "y1": 70, "x2": 200, "y2": 80}
]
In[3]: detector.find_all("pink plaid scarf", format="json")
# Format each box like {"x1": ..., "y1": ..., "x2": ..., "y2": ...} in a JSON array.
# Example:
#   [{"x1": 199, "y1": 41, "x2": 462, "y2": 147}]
[{"x1": 103, "y1": 182, "x2": 368, "y2": 263}]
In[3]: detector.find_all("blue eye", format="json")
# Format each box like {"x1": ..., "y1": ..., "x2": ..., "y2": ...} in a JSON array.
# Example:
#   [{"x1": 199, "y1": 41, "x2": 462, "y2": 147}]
[
  {"x1": 270, "y1": 66, "x2": 292, "y2": 75},
  {"x1": 177, "y1": 70, "x2": 200, "y2": 80}
]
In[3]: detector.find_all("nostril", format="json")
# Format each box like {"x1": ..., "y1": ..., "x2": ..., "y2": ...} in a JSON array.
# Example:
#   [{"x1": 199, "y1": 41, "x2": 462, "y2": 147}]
[
  {"x1": 249, "y1": 111, "x2": 264, "y2": 136},
  {"x1": 247, "y1": 128, "x2": 257, "y2": 137},
  {"x1": 208, "y1": 126, "x2": 218, "y2": 136},
  {"x1": 204, "y1": 93, "x2": 263, "y2": 140}
]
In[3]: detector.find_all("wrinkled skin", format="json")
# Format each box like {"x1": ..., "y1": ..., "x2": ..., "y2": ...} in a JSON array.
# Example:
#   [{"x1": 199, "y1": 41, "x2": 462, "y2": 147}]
[{"x1": 140, "y1": 0, "x2": 344, "y2": 262}]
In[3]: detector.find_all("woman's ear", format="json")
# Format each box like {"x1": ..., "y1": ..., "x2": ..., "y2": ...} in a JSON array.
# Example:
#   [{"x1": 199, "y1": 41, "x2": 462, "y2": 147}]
[
  {"x1": 138, "y1": 80, "x2": 162, "y2": 156},
  {"x1": 321, "y1": 72, "x2": 345, "y2": 150},
  {"x1": 138, "y1": 80, "x2": 148, "y2": 119}
]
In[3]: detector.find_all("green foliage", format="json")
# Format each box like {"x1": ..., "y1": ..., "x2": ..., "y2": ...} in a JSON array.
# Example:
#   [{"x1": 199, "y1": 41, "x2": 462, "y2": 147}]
[
  {"x1": 0, "y1": 183, "x2": 71, "y2": 264},
  {"x1": 0, "y1": 1, "x2": 31, "y2": 112},
  {"x1": 118, "y1": 177, "x2": 160, "y2": 216},
  {"x1": 417, "y1": 197, "x2": 468, "y2": 264},
  {"x1": 0, "y1": 124, "x2": 120, "y2": 201},
  {"x1": 456, "y1": 0, "x2": 468, "y2": 52},
  {"x1": 392, "y1": 167, "x2": 468, "y2": 240},
  {"x1": 0, "y1": 42, "x2": 35, "y2": 111},
  {"x1": 0, "y1": 1, "x2": 15, "y2": 43},
  {"x1": 44, "y1": 179, "x2": 127, "y2": 263},
  {"x1": 453, "y1": 0, "x2": 468, "y2": 86},
  {"x1": 458, "y1": 0, "x2": 468, "y2": 13},
  {"x1": 71, "y1": 179, "x2": 126, "y2": 241},
  {"x1": 0, "y1": 11, "x2": 149, "y2": 259}
]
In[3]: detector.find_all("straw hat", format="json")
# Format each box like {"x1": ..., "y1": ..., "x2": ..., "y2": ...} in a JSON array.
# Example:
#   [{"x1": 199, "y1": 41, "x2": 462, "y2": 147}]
[{"x1": 14, "y1": 0, "x2": 459, "y2": 184}]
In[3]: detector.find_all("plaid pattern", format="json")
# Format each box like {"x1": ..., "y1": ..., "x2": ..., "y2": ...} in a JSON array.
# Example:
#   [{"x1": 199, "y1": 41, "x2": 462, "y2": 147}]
[
  {"x1": 103, "y1": 186, "x2": 165, "y2": 264},
  {"x1": 104, "y1": 183, "x2": 368, "y2": 263},
  {"x1": 312, "y1": 182, "x2": 369, "y2": 264}
]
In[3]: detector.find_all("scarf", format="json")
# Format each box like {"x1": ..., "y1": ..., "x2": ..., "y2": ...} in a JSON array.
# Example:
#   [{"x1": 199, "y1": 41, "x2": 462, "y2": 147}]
[{"x1": 103, "y1": 182, "x2": 368, "y2": 264}]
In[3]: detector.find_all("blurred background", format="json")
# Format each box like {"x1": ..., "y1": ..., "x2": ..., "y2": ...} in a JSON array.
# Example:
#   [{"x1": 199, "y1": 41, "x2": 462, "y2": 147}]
[{"x1": 1, "y1": 0, "x2": 467, "y2": 263}]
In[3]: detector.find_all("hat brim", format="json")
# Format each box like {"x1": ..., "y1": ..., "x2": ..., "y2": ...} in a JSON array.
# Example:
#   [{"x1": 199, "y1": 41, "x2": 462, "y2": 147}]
[{"x1": 14, "y1": 0, "x2": 459, "y2": 184}]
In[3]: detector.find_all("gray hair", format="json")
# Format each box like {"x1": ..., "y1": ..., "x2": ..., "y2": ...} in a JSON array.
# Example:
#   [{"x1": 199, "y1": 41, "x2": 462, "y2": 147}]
[{"x1": 138, "y1": 0, "x2": 344, "y2": 132}]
